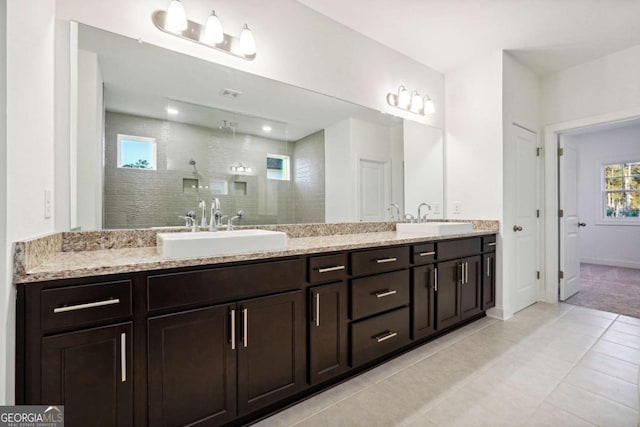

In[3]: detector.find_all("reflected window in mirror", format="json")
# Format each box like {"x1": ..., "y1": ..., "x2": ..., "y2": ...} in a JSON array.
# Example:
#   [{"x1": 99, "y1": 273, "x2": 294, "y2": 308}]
[
  {"x1": 267, "y1": 154, "x2": 290, "y2": 181},
  {"x1": 117, "y1": 134, "x2": 157, "y2": 170}
]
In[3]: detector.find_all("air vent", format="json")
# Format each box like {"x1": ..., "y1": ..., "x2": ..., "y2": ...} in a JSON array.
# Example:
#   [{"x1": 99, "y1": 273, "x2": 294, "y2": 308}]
[{"x1": 220, "y1": 88, "x2": 243, "y2": 99}]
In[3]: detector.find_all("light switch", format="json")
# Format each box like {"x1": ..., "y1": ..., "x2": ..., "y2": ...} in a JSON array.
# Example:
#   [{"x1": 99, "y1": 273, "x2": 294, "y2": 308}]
[{"x1": 453, "y1": 201, "x2": 462, "y2": 215}]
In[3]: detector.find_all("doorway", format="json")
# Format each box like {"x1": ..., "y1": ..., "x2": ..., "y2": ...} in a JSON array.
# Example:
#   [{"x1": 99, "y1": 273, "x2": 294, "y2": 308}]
[{"x1": 358, "y1": 158, "x2": 390, "y2": 222}]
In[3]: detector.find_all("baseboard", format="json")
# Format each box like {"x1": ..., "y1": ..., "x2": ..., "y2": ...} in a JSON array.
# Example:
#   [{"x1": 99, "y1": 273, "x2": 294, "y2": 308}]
[
  {"x1": 581, "y1": 257, "x2": 640, "y2": 269},
  {"x1": 486, "y1": 306, "x2": 512, "y2": 321}
]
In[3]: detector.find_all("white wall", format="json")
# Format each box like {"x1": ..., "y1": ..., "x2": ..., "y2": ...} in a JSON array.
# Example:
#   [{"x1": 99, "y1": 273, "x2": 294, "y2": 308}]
[
  {"x1": 542, "y1": 44, "x2": 640, "y2": 125},
  {"x1": 55, "y1": 0, "x2": 444, "y2": 128},
  {"x1": 3, "y1": 0, "x2": 57, "y2": 403},
  {"x1": 445, "y1": 50, "x2": 503, "y2": 220},
  {"x1": 0, "y1": 0, "x2": 8, "y2": 404},
  {"x1": 390, "y1": 124, "x2": 404, "y2": 216},
  {"x1": 575, "y1": 125, "x2": 640, "y2": 268},
  {"x1": 325, "y1": 118, "x2": 402, "y2": 223},
  {"x1": 76, "y1": 50, "x2": 104, "y2": 230}
]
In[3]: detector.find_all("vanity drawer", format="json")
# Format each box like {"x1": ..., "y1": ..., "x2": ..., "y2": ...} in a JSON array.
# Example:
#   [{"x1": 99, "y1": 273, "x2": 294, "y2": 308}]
[
  {"x1": 411, "y1": 243, "x2": 436, "y2": 265},
  {"x1": 437, "y1": 238, "x2": 481, "y2": 261},
  {"x1": 483, "y1": 235, "x2": 497, "y2": 252},
  {"x1": 351, "y1": 247, "x2": 409, "y2": 277},
  {"x1": 147, "y1": 258, "x2": 304, "y2": 312},
  {"x1": 40, "y1": 280, "x2": 132, "y2": 333},
  {"x1": 308, "y1": 253, "x2": 349, "y2": 284},
  {"x1": 350, "y1": 270, "x2": 409, "y2": 321},
  {"x1": 350, "y1": 306, "x2": 410, "y2": 366}
]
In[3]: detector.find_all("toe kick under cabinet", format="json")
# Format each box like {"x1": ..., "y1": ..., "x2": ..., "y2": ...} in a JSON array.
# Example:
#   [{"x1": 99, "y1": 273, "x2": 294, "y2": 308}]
[{"x1": 16, "y1": 234, "x2": 496, "y2": 427}]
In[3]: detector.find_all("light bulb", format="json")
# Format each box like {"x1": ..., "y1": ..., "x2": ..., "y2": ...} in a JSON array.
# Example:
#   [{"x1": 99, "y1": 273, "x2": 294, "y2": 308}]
[
  {"x1": 165, "y1": 0, "x2": 188, "y2": 33},
  {"x1": 397, "y1": 86, "x2": 410, "y2": 109},
  {"x1": 424, "y1": 97, "x2": 435, "y2": 114},
  {"x1": 201, "y1": 10, "x2": 224, "y2": 44},
  {"x1": 410, "y1": 91, "x2": 423, "y2": 113},
  {"x1": 239, "y1": 24, "x2": 256, "y2": 56}
]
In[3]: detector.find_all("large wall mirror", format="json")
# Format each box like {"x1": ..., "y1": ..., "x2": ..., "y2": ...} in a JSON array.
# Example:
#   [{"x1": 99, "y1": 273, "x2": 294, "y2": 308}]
[{"x1": 71, "y1": 23, "x2": 444, "y2": 230}]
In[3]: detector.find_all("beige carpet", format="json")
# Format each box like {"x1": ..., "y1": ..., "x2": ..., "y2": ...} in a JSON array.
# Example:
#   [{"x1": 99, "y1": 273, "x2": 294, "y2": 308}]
[{"x1": 565, "y1": 264, "x2": 640, "y2": 318}]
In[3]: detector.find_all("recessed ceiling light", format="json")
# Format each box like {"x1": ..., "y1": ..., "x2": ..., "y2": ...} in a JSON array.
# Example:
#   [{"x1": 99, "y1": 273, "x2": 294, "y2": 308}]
[
  {"x1": 167, "y1": 107, "x2": 179, "y2": 115},
  {"x1": 262, "y1": 125, "x2": 272, "y2": 132}
]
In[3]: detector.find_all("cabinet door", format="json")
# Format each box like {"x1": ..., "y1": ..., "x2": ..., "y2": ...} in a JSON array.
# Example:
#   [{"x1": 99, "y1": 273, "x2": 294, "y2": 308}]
[
  {"x1": 482, "y1": 253, "x2": 496, "y2": 309},
  {"x1": 41, "y1": 322, "x2": 133, "y2": 427},
  {"x1": 148, "y1": 304, "x2": 236, "y2": 427},
  {"x1": 412, "y1": 264, "x2": 436, "y2": 340},
  {"x1": 436, "y1": 260, "x2": 461, "y2": 330},
  {"x1": 309, "y1": 282, "x2": 348, "y2": 385},
  {"x1": 460, "y1": 256, "x2": 482, "y2": 320},
  {"x1": 237, "y1": 291, "x2": 305, "y2": 415}
]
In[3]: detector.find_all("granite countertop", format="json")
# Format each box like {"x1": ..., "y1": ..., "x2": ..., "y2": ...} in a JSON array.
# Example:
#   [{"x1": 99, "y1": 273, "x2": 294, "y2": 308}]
[{"x1": 16, "y1": 229, "x2": 496, "y2": 284}]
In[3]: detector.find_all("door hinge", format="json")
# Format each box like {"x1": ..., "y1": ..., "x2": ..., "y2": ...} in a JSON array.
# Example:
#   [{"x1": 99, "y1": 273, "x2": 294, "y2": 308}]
[
  {"x1": 537, "y1": 271, "x2": 540, "y2": 280},
  {"x1": 536, "y1": 147, "x2": 543, "y2": 157},
  {"x1": 559, "y1": 271, "x2": 564, "y2": 280},
  {"x1": 559, "y1": 209, "x2": 564, "y2": 218},
  {"x1": 536, "y1": 209, "x2": 540, "y2": 218},
  {"x1": 558, "y1": 147, "x2": 564, "y2": 156}
]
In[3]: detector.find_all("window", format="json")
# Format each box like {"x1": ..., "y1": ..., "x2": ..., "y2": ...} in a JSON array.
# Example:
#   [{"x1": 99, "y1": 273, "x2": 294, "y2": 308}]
[
  {"x1": 117, "y1": 134, "x2": 157, "y2": 170},
  {"x1": 603, "y1": 161, "x2": 640, "y2": 220},
  {"x1": 266, "y1": 154, "x2": 290, "y2": 181}
]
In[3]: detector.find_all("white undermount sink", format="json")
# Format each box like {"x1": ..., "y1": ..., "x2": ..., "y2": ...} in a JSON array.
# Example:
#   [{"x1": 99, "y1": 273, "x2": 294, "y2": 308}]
[
  {"x1": 157, "y1": 229, "x2": 287, "y2": 259},
  {"x1": 396, "y1": 222, "x2": 473, "y2": 235}
]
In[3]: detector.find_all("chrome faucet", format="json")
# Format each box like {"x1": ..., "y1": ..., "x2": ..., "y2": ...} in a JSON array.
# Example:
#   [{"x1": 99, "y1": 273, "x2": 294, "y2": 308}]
[
  {"x1": 404, "y1": 213, "x2": 416, "y2": 223},
  {"x1": 227, "y1": 209, "x2": 244, "y2": 230},
  {"x1": 209, "y1": 197, "x2": 223, "y2": 231},
  {"x1": 198, "y1": 200, "x2": 208, "y2": 228},
  {"x1": 417, "y1": 203, "x2": 432, "y2": 223},
  {"x1": 178, "y1": 212, "x2": 197, "y2": 232},
  {"x1": 388, "y1": 203, "x2": 401, "y2": 221}
]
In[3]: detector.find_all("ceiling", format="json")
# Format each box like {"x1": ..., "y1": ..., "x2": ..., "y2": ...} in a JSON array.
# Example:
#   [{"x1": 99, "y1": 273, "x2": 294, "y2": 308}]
[
  {"x1": 79, "y1": 25, "x2": 400, "y2": 141},
  {"x1": 296, "y1": 0, "x2": 640, "y2": 76}
]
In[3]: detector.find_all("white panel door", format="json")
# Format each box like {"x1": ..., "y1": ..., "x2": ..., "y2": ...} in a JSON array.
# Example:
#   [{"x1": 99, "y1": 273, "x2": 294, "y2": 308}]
[
  {"x1": 510, "y1": 126, "x2": 539, "y2": 313},
  {"x1": 559, "y1": 137, "x2": 581, "y2": 300},
  {"x1": 359, "y1": 159, "x2": 387, "y2": 222}
]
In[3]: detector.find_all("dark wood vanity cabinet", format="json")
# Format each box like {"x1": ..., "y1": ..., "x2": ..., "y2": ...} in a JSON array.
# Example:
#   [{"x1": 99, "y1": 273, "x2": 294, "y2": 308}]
[
  {"x1": 17, "y1": 234, "x2": 497, "y2": 427},
  {"x1": 308, "y1": 282, "x2": 348, "y2": 385}
]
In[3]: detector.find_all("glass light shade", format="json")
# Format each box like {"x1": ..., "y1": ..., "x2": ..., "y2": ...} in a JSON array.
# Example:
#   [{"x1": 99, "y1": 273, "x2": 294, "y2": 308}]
[
  {"x1": 410, "y1": 91, "x2": 423, "y2": 113},
  {"x1": 201, "y1": 11, "x2": 224, "y2": 44},
  {"x1": 397, "y1": 86, "x2": 410, "y2": 109},
  {"x1": 239, "y1": 24, "x2": 256, "y2": 56},
  {"x1": 165, "y1": 0, "x2": 188, "y2": 32},
  {"x1": 424, "y1": 97, "x2": 435, "y2": 114}
]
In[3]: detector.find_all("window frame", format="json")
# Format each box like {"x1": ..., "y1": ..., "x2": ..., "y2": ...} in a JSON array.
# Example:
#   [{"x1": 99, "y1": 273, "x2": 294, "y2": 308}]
[
  {"x1": 599, "y1": 159, "x2": 640, "y2": 225},
  {"x1": 117, "y1": 134, "x2": 157, "y2": 170},
  {"x1": 266, "y1": 153, "x2": 291, "y2": 181}
]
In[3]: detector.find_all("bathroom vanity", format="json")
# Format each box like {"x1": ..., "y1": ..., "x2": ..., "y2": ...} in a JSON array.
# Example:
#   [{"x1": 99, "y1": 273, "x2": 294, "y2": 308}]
[{"x1": 14, "y1": 226, "x2": 497, "y2": 426}]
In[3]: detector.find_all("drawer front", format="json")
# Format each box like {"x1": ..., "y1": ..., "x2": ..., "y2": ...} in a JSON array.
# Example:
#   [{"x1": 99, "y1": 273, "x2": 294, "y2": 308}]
[
  {"x1": 351, "y1": 270, "x2": 409, "y2": 320},
  {"x1": 351, "y1": 247, "x2": 409, "y2": 277},
  {"x1": 147, "y1": 259, "x2": 304, "y2": 312},
  {"x1": 411, "y1": 243, "x2": 436, "y2": 265},
  {"x1": 41, "y1": 280, "x2": 132, "y2": 333},
  {"x1": 308, "y1": 253, "x2": 349, "y2": 284},
  {"x1": 350, "y1": 307, "x2": 410, "y2": 366},
  {"x1": 437, "y1": 238, "x2": 482, "y2": 261},
  {"x1": 482, "y1": 235, "x2": 497, "y2": 252}
]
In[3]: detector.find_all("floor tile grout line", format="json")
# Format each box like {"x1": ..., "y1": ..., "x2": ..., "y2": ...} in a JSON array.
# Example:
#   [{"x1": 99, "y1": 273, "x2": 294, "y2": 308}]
[{"x1": 562, "y1": 370, "x2": 640, "y2": 412}]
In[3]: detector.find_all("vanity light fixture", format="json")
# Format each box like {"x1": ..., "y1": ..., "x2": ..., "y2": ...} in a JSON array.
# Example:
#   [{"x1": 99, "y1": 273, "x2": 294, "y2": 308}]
[
  {"x1": 387, "y1": 85, "x2": 435, "y2": 116},
  {"x1": 153, "y1": 2, "x2": 257, "y2": 60},
  {"x1": 230, "y1": 163, "x2": 252, "y2": 173},
  {"x1": 262, "y1": 125, "x2": 272, "y2": 132},
  {"x1": 166, "y1": 107, "x2": 179, "y2": 115}
]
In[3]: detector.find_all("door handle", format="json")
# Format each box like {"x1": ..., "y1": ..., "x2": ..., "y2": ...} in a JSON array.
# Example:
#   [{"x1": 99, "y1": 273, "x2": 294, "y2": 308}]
[
  {"x1": 315, "y1": 293, "x2": 320, "y2": 327},
  {"x1": 513, "y1": 225, "x2": 523, "y2": 232},
  {"x1": 465, "y1": 262, "x2": 468, "y2": 284},
  {"x1": 434, "y1": 267, "x2": 438, "y2": 292},
  {"x1": 230, "y1": 309, "x2": 236, "y2": 350},
  {"x1": 487, "y1": 257, "x2": 491, "y2": 277},
  {"x1": 578, "y1": 222, "x2": 586, "y2": 227},
  {"x1": 242, "y1": 308, "x2": 248, "y2": 348},
  {"x1": 121, "y1": 333, "x2": 126, "y2": 383}
]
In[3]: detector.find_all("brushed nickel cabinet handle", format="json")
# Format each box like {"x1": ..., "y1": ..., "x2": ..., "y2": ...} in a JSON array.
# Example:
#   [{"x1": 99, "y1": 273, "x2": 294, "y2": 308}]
[
  {"x1": 375, "y1": 290, "x2": 397, "y2": 298},
  {"x1": 318, "y1": 265, "x2": 345, "y2": 273},
  {"x1": 315, "y1": 293, "x2": 320, "y2": 327},
  {"x1": 419, "y1": 251, "x2": 435, "y2": 257},
  {"x1": 230, "y1": 309, "x2": 236, "y2": 350},
  {"x1": 487, "y1": 257, "x2": 491, "y2": 277},
  {"x1": 53, "y1": 298, "x2": 120, "y2": 313},
  {"x1": 465, "y1": 262, "x2": 469, "y2": 284},
  {"x1": 434, "y1": 268, "x2": 438, "y2": 292},
  {"x1": 488, "y1": 242, "x2": 497, "y2": 247},
  {"x1": 459, "y1": 263, "x2": 464, "y2": 284},
  {"x1": 375, "y1": 331, "x2": 398, "y2": 343},
  {"x1": 121, "y1": 333, "x2": 126, "y2": 383},
  {"x1": 243, "y1": 308, "x2": 248, "y2": 348},
  {"x1": 376, "y1": 257, "x2": 397, "y2": 264}
]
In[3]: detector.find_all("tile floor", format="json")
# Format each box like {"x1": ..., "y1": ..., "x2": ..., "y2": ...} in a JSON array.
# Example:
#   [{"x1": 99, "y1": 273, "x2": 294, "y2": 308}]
[{"x1": 256, "y1": 303, "x2": 640, "y2": 426}]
